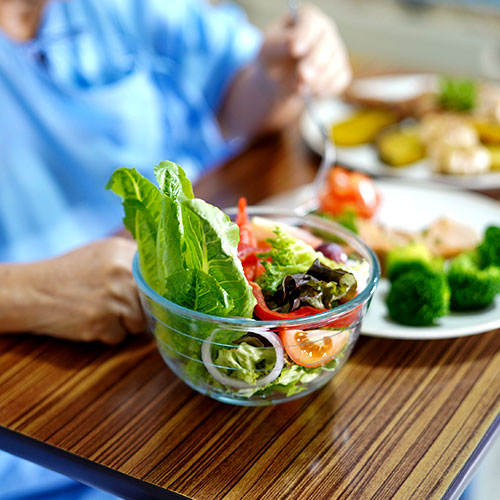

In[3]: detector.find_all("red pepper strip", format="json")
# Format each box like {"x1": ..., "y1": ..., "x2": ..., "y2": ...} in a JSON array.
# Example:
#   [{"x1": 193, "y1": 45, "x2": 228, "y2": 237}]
[
  {"x1": 251, "y1": 282, "x2": 362, "y2": 326},
  {"x1": 250, "y1": 281, "x2": 327, "y2": 320},
  {"x1": 236, "y1": 197, "x2": 256, "y2": 252},
  {"x1": 238, "y1": 245, "x2": 269, "y2": 282},
  {"x1": 240, "y1": 252, "x2": 267, "y2": 282}
]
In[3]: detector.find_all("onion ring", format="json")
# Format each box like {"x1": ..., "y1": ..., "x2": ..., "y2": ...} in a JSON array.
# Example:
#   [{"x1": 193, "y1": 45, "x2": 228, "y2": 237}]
[{"x1": 201, "y1": 330, "x2": 284, "y2": 390}]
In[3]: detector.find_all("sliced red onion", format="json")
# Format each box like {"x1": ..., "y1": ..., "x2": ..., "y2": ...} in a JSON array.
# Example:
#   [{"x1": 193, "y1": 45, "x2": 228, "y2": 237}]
[{"x1": 201, "y1": 330, "x2": 284, "y2": 390}]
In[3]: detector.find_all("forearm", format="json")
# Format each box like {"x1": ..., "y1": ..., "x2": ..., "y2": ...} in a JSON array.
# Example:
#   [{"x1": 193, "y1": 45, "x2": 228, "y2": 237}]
[
  {"x1": 218, "y1": 61, "x2": 304, "y2": 139},
  {"x1": 0, "y1": 262, "x2": 48, "y2": 334}
]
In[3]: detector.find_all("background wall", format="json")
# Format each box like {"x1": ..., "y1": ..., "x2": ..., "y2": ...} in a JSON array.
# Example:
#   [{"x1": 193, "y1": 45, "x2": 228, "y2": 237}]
[{"x1": 231, "y1": 0, "x2": 500, "y2": 80}]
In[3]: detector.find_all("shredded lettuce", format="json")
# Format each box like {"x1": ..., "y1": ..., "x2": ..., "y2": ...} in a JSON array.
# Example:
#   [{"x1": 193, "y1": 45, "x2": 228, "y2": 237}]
[
  {"x1": 214, "y1": 342, "x2": 277, "y2": 385},
  {"x1": 208, "y1": 340, "x2": 348, "y2": 398},
  {"x1": 257, "y1": 227, "x2": 337, "y2": 294}
]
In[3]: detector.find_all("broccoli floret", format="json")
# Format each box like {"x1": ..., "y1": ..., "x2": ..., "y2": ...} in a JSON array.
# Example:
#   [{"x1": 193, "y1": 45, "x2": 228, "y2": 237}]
[
  {"x1": 447, "y1": 251, "x2": 500, "y2": 311},
  {"x1": 386, "y1": 268, "x2": 450, "y2": 326},
  {"x1": 477, "y1": 225, "x2": 500, "y2": 268},
  {"x1": 386, "y1": 242, "x2": 443, "y2": 282}
]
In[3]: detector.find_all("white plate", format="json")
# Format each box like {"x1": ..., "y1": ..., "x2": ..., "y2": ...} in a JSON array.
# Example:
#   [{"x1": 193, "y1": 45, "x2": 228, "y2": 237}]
[
  {"x1": 300, "y1": 73, "x2": 500, "y2": 190},
  {"x1": 264, "y1": 179, "x2": 500, "y2": 340}
]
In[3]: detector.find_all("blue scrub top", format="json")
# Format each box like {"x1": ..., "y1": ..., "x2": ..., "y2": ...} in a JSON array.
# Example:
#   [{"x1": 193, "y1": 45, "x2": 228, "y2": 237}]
[
  {"x1": 0, "y1": 0, "x2": 260, "y2": 498},
  {"x1": 0, "y1": 0, "x2": 261, "y2": 263}
]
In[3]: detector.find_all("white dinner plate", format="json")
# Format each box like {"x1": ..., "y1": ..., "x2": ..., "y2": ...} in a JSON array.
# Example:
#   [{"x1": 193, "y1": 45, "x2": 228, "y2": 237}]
[
  {"x1": 300, "y1": 73, "x2": 500, "y2": 190},
  {"x1": 263, "y1": 179, "x2": 500, "y2": 340}
]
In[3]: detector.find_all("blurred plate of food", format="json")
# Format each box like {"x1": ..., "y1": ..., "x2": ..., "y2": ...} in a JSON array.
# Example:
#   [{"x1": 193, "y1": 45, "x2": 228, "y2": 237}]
[
  {"x1": 264, "y1": 169, "x2": 500, "y2": 339},
  {"x1": 300, "y1": 73, "x2": 500, "y2": 189}
]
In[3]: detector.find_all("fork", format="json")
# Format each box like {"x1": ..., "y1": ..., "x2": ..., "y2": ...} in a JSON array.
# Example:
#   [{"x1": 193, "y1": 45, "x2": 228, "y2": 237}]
[{"x1": 288, "y1": 0, "x2": 337, "y2": 214}]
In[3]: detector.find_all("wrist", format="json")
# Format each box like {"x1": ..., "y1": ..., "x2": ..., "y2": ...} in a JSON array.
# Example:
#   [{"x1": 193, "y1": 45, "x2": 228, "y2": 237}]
[
  {"x1": 218, "y1": 60, "x2": 279, "y2": 139},
  {"x1": 0, "y1": 261, "x2": 52, "y2": 334}
]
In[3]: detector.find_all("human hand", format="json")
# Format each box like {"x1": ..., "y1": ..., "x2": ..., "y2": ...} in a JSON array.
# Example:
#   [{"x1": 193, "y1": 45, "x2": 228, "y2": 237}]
[
  {"x1": 258, "y1": 4, "x2": 352, "y2": 100},
  {"x1": 218, "y1": 5, "x2": 351, "y2": 137},
  {"x1": 26, "y1": 238, "x2": 145, "y2": 344}
]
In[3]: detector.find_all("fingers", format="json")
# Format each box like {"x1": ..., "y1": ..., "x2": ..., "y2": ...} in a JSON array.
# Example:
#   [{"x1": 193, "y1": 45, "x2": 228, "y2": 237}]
[
  {"x1": 106, "y1": 239, "x2": 147, "y2": 336},
  {"x1": 303, "y1": 45, "x2": 352, "y2": 96},
  {"x1": 288, "y1": 5, "x2": 329, "y2": 58},
  {"x1": 110, "y1": 278, "x2": 147, "y2": 335},
  {"x1": 261, "y1": 5, "x2": 352, "y2": 99},
  {"x1": 294, "y1": 9, "x2": 351, "y2": 97},
  {"x1": 96, "y1": 317, "x2": 129, "y2": 346}
]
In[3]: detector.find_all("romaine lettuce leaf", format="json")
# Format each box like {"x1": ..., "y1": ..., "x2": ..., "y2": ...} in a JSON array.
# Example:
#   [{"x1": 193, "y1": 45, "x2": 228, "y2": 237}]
[
  {"x1": 164, "y1": 269, "x2": 230, "y2": 316},
  {"x1": 108, "y1": 162, "x2": 255, "y2": 318},
  {"x1": 154, "y1": 160, "x2": 194, "y2": 202},
  {"x1": 155, "y1": 161, "x2": 194, "y2": 284},
  {"x1": 181, "y1": 199, "x2": 255, "y2": 318},
  {"x1": 106, "y1": 168, "x2": 163, "y2": 290}
]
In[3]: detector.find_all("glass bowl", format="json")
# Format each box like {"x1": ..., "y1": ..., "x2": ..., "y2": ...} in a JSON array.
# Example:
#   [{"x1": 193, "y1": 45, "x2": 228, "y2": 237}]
[{"x1": 132, "y1": 207, "x2": 380, "y2": 406}]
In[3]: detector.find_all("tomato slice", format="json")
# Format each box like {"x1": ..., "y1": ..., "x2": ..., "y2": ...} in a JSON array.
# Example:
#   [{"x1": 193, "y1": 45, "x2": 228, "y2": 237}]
[
  {"x1": 279, "y1": 328, "x2": 350, "y2": 368},
  {"x1": 319, "y1": 166, "x2": 380, "y2": 219}
]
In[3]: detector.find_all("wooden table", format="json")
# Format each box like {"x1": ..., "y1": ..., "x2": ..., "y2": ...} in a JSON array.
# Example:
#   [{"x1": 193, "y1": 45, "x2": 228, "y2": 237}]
[{"x1": 1, "y1": 124, "x2": 499, "y2": 500}]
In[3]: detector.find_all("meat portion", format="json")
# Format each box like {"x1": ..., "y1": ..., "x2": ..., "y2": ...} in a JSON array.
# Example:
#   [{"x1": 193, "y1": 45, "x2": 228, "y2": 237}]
[
  {"x1": 421, "y1": 217, "x2": 480, "y2": 259},
  {"x1": 357, "y1": 216, "x2": 479, "y2": 271}
]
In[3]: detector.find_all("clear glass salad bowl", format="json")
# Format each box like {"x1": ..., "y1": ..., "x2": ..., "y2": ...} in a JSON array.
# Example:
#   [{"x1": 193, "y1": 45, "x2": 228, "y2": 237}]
[{"x1": 133, "y1": 207, "x2": 380, "y2": 406}]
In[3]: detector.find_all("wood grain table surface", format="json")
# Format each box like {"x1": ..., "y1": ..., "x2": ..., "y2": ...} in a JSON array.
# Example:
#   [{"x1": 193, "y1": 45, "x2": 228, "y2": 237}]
[{"x1": 1, "y1": 92, "x2": 500, "y2": 500}]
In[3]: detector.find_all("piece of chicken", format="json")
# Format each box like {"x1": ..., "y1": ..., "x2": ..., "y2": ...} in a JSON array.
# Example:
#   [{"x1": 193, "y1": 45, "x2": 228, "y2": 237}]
[
  {"x1": 357, "y1": 216, "x2": 480, "y2": 272},
  {"x1": 421, "y1": 217, "x2": 480, "y2": 259}
]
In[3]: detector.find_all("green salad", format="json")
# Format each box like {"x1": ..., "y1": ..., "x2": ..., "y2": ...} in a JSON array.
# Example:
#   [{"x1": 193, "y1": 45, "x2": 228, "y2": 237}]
[{"x1": 107, "y1": 161, "x2": 370, "y2": 400}]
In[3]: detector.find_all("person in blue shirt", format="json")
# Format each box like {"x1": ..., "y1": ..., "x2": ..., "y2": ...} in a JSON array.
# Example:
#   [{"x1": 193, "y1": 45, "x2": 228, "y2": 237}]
[{"x1": 0, "y1": 0, "x2": 351, "y2": 498}]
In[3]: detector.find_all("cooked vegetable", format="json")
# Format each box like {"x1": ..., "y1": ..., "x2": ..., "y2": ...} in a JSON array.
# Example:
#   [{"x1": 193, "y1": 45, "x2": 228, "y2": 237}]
[
  {"x1": 478, "y1": 225, "x2": 500, "y2": 268},
  {"x1": 386, "y1": 268, "x2": 450, "y2": 326},
  {"x1": 474, "y1": 120, "x2": 500, "y2": 145},
  {"x1": 279, "y1": 328, "x2": 349, "y2": 368},
  {"x1": 108, "y1": 162, "x2": 256, "y2": 318},
  {"x1": 438, "y1": 76, "x2": 477, "y2": 112},
  {"x1": 486, "y1": 145, "x2": 500, "y2": 170},
  {"x1": 377, "y1": 126, "x2": 426, "y2": 166},
  {"x1": 330, "y1": 108, "x2": 398, "y2": 146},
  {"x1": 447, "y1": 251, "x2": 500, "y2": 311},
  {"x1": 429, "y1": 143, "x2": 491, "y2": 175},
  {"x1": 319, "y1": 167, "x2": 381, "y2": 219},
  {"x1": 385, "y1": 242, "x2": 443, "y2": 282}
]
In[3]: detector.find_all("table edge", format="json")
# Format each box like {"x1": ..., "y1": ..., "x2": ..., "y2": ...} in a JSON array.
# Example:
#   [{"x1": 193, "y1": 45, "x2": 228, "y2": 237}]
[
  {"x1": 442, "y1": 411, "x2": 500, "y2": 500},
  {"x1": 0, "y1": 426, "x2": 189, "y2": 500}
]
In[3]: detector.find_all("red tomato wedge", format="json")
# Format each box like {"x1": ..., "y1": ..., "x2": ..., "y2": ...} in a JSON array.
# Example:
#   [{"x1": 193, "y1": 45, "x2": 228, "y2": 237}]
[
  {"x1": 279, "y1": 328, "x2": 350, "y2": 368},
  {"x1": 319, "y1": 166, "x2": 380, "y2": 219}
]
